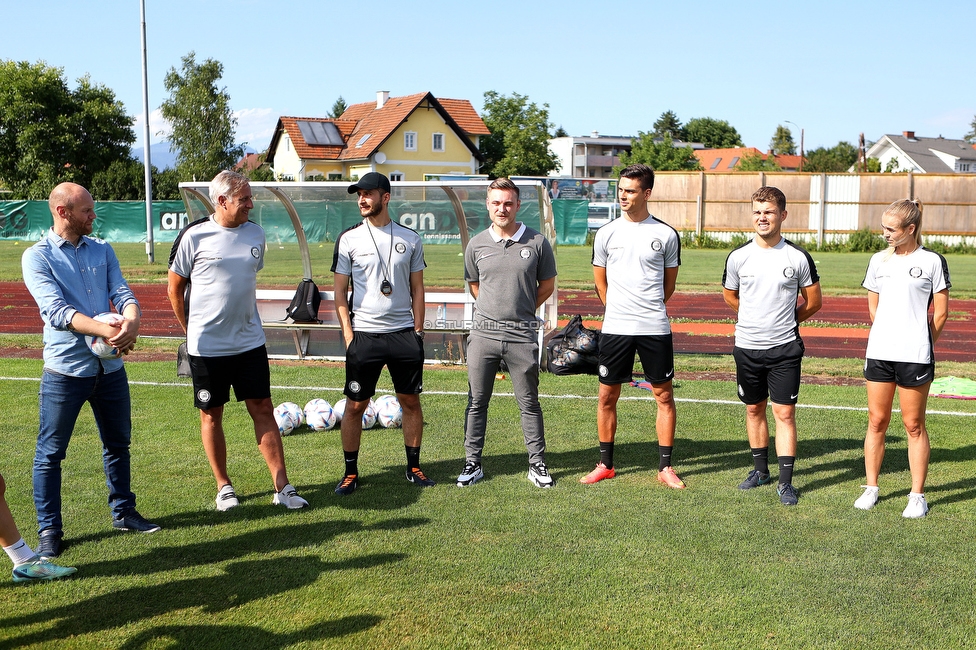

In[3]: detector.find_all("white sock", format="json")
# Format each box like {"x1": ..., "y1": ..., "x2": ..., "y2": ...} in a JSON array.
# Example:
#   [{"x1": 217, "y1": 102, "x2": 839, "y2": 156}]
[{"x1": 3, "y1": 538, "x2": 38, "y2": 566}]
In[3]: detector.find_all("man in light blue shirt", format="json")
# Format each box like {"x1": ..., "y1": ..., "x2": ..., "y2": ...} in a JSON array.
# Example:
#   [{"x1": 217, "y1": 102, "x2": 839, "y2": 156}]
[{"x1": 22, "y1": 183, "x2": 160, "y2": 560}]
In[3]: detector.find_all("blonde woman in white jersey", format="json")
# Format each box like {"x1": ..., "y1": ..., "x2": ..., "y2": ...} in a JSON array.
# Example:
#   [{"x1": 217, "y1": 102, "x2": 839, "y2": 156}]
[{"x1": 855, "y1": 199, "x2": 950, "y2": 518}]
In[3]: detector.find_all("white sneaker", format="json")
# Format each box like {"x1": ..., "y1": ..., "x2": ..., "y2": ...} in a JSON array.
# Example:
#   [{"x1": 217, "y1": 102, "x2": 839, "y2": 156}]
[
  {"x1": 902, "y1": 493, "x2": 928, "y2": 518},
  {"x1": 272, "y1": 483, "x2": 309, "y2": 509},
  {"x1": 216, "y1": 484, "x2": 239, "y2": 511},
  {"x1": 854, "y1": 485, "x2": 879, "y2": 510},
  {"x1": 528, "y1": 462, "x2": 555, "y2": 488},
  {"x1": 456, "y1": 461, "x2": 484, "y2": 487}
]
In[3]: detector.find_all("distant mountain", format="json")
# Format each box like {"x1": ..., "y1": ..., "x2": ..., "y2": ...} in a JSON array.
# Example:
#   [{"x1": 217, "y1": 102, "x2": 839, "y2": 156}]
[{"x1": 132, "y1": 143, "x2": 256, "y2": 170}]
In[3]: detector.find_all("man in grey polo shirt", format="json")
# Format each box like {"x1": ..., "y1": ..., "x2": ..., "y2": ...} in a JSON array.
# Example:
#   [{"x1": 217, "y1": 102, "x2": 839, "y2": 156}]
[{"x1": 456, "y1": 178, "x2": 557, "y2": 488}]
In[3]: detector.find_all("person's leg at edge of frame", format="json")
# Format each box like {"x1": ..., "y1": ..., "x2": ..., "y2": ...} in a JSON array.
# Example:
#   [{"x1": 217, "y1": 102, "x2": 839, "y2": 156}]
[{"x1": 1, "y1": 473, "x2": 77, "y2": 583}]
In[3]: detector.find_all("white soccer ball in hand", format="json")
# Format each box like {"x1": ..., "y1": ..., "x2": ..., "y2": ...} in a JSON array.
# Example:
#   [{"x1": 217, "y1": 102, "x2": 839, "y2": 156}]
[
  {"x1": 273, "y1": 401, "x2": 304, "y2": 435},
  {"x1": 86, "y1": 312, "x2": 125, "y2": 359},
  {"x1": 304, "y1": 398, "x2": 337, "y2": 431},
  {"x1": 374, "y1": 394, "x2": 403, "y2": 428}
]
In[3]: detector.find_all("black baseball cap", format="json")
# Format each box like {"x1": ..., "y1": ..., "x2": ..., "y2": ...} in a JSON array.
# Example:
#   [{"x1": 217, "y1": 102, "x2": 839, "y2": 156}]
[{"x1": 347, "y1": 172, "x2": 391, "y2": 194}]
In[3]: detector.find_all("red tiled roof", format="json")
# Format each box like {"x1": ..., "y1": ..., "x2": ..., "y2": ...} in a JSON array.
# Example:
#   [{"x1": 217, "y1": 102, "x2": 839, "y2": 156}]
[
  {"x1": 695, "y1": 147, "x2": 762, "y2": 171},
  {"x1": 694, "y1": 147, "x2": 806, "y2": 171},
  {"x1": 269, "y1": 116, "x2": 358, "y2": 161},
  {"x1": 437, "y1": 98, "x2": 491, "y2": 135}
]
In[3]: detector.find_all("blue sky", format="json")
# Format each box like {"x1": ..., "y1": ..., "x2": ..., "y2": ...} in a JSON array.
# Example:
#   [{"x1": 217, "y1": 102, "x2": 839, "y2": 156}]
[{"x1": 5, "y1": 0, "x2": 974, "y2": 155}]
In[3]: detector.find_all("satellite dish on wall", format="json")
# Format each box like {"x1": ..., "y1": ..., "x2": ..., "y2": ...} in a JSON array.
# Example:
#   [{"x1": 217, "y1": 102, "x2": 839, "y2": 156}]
[{"x1": 374, "y1": 152, "x2": 387, "y2": 164}]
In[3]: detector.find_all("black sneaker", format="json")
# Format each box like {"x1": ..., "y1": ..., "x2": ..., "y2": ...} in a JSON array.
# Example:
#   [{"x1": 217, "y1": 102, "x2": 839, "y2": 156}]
[
  {"x1": 778, "y1": 483, "x2": 799, "y2": 506},
  {"x1": 405, "y1": 468, "x2": 435, "y2": 487},
  {"x1": 528, "y1": 462, "x2": 555, "y2": 488},
  {"x1": 112, "y1": 510, "x2": 161, "y2": 533},
  {"x1": 456, "y1": 461, "x2": 484, "y2": 487},
  {"x1": 36, "y1": 529, "x2": 64, "y2": 559},
  {"x1": 737, "y1": 469, "x2": 771, "y2": 490},
  {"x1": 334, "y1": 474, "x2": 359, "y2": 496}
]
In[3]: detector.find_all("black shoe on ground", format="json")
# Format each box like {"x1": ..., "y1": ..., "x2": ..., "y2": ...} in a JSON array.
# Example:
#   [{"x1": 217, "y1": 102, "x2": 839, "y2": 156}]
[
  {"x1": 37, "y1": 529, "x2": 64, "y2": 559},
  {"x1": 738, "y1": 469, "x2": 771, "y2": 490},
  {"x1": 405, "y1": 468, "x2": 435, "y2": 487},
  {"x1": 335, "y1": 474, "x2": 359, "y2": 496},
  {"x1": 778, "y1": 483, "x2": 799, "y2": 506},
  {"x1": 112, "y1": 510, "x2": 161, "y2": 533}
]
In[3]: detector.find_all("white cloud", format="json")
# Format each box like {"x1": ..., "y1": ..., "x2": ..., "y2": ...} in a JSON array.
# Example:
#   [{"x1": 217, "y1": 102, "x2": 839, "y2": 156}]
[
  {"x1": 132, "y1": 108, "x2": 171, "y2": 144},
  {"x1": 234, "y1": 108, "x2": 277, "y2": 151}
]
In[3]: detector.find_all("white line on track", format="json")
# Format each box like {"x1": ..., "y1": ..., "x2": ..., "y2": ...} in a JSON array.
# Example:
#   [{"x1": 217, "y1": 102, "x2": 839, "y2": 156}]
[{"x1": 4, "y1": 376, "x2": 976, "y2": 418}]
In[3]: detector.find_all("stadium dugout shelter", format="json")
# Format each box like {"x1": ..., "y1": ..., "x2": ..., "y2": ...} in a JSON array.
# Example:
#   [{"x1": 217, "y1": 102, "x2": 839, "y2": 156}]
[{"x1": 178, "y1": 180, "x2": 558, "y2": 363}]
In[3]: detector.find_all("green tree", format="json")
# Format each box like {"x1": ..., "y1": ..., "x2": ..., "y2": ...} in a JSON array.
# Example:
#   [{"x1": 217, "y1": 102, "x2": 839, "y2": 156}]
[
  {"x1": 737, "y1": 152, "x2": 781, "y2": 171},
  {"x1": 89, "y1": 159, "x2": 181, "y2": 200},
  {"x1": 479, "y1": 91, "x2": 560, "y2": 178},
  {"x1": 769, "y1": 125, "x2": 796, "y2": 155},
  {"x1": 652, "y1": 110, "x2": 685, "y2": 140},
  {"x1": 684, "y1": 117, "x2": 743, "y2": 148},
  {"x1": 329, "y1": 96, "x2": 348, "y2": 119},
  {"x1": 0, "y1": 60, "x2": 135, "y2": 199},
  {"x1": 553, "y1": 125, "x2": 568, "y2": 137},
  {"x1": 803, "y1": 141, "x2": 859, "y2": 172},
  {"x1": 866, "y1": 157, "x2": 882, "y2": 172},
  {"x1": 965, "y1": 115, "x2": 976, "y2": 144},
  {"x1": 615, "y1": 132, "x2": 702, "y2": 173},
  {"x1": 160, "y1": 52, "x2": 244, "y2": 182}
]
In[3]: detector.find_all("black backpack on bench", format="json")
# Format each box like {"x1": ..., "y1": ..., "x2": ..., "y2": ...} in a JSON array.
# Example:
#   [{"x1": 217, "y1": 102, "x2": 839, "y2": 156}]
[{"x1": 285, "y1": 278, "x2": 321, "y2": 323}]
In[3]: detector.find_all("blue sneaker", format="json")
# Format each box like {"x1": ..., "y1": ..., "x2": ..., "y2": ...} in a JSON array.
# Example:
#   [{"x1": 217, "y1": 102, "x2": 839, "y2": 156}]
[
  {"x1": 778, "y1": 483, "x2": 799, "y2": 506},
  {"x1": 12, "y1": 557, "x2": 77, "y2": 583},
  {"x1": 112, "y1": 510, "x2": 161, "y2": 533},
  {"x1": 738, "y1": 469, "x2": 771, "y2": 490}
]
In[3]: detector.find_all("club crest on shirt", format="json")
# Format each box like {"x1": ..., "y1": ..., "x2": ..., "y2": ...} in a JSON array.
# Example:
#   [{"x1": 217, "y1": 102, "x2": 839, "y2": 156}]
[
  {"x1": 250, "y1": 247, "x2": 260, "y2": 258},
  {"x1": 395, "y1": 242, "x2": 406, "y2": 254},
  {"x1": 651, "y1": 239, "x2": 663, "y2": 251},
  {"x1": 909, "y1": 267, "x2": 923, "y2": 278},
  {"x1": 520, "y1": 249, "x2": 531, "y2": 259},
  {"x1": 783, "y1": 266, "x2": 796, "y2": 278}
]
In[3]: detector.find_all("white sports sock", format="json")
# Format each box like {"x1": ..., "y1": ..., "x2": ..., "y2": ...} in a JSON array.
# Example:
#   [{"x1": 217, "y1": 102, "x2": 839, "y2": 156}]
[{"x1": 4, "y1": 538, "x2": 38, "y2": 566}]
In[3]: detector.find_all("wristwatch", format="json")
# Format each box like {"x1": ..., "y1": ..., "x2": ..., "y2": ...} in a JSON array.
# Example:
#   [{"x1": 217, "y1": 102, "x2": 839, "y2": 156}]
[{"x1": 415, "y1": 330, "x2": 425, "y2": 340}]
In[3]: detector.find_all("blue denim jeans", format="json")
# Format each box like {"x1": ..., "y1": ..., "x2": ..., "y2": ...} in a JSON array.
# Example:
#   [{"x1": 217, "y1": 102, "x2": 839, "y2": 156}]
[{"x1": 34, "y1": 366, "x2": 135, "y2": 534}]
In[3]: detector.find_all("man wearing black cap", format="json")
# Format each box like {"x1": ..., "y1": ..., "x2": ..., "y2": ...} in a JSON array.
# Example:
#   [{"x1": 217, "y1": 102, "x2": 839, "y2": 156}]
[{"x1": 330, "y1": 172, "x2": 432, "y2": 495}]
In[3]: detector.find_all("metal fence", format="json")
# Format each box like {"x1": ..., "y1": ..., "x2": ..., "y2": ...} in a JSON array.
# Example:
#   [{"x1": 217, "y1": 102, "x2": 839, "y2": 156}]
[{"x1": 648, "y1": 171, "x2": 976, "y2": 246}]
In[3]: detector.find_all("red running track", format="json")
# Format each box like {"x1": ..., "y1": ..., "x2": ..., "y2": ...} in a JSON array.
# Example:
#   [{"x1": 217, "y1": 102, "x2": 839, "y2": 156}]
[{"x1": 4, "y1": 283, "x2": 976, "y2": 361}]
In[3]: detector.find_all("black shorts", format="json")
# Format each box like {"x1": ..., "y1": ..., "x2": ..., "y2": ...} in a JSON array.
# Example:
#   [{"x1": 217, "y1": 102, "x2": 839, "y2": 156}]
[
  {"x1": 189, "y1": 345, "x2": 271, "y2": 410},
  {"x1": 864, "y1": 358, "x2": 935, "y2": 387},
  {"x1": 345, "y1": 328, "x2": 425, "y2": 401},
  {"x1": 598, "y1": 333, "x2": 674, "y2": 385},
  {"x1": 733, "y1": 339, "x2": 804, "y2": 405}
]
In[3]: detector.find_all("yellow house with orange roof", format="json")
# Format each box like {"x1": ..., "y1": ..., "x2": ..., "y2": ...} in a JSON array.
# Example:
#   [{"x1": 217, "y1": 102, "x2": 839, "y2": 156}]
[{"x1": 266, "y1": 91, "x2": 490, "y2": 182}]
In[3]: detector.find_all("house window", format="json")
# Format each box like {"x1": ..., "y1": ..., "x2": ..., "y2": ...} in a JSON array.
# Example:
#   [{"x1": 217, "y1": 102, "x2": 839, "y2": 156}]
[
  {"x1": 389, "y1": 172, "x2": 404, "y2": 181},
  {"x1": 432, "y1": 133, "x2": 445, "y2": 152},
  {"x1": 958, "y1": 162, "x2": 971, "y2": 172},
  {"x1": 327, "y1": 172, "x2": 342, "y2": 180},
  {"x1": 356, "y1": 133, "x2": 372, "y2": 147},
  {"x1": 404, "y1": 132, "x2": 417, "y2": 151}
]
